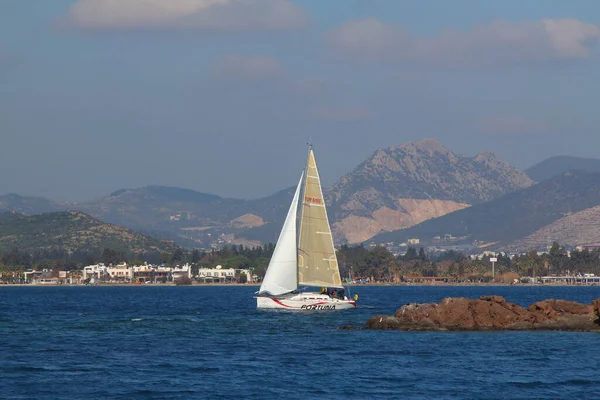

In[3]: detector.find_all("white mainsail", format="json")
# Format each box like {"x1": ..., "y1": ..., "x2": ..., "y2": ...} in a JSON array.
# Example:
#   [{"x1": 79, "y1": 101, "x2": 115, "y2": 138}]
[
  {"x1": 257, "y1": 172, "x2": 304, "y2": 296},
  {"x1": 297, "y1": 148, "x2": 343, "y2": 288}
]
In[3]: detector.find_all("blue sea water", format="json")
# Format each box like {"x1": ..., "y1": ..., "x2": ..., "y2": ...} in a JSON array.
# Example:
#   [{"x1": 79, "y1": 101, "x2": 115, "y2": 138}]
[{"x1": 2, "y1": 286, "x2": 600, "y2": 399}]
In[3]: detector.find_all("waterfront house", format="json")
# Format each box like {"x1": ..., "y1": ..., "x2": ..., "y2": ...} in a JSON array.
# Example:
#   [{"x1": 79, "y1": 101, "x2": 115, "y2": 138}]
[{"x1": 197, "y1": 265, "x2": 235, "y2": 283}]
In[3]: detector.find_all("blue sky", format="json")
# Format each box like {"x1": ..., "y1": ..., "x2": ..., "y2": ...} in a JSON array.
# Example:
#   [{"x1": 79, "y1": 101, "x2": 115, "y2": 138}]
[{"x1": 1, "y1": 0, "x2": 600, "y2": 201}]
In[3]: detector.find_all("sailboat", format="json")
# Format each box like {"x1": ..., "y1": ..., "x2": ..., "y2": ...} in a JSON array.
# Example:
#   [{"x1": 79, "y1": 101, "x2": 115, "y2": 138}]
[{"x1": 256, "y1": 145, "x2": 357, "y2": 311}]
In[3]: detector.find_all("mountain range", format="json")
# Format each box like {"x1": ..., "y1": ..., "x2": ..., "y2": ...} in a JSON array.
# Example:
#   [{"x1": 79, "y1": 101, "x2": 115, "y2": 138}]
[
  {"x1": 525, "y1": 156, "x2": 600, "y2": 183},
  {"x1": 2, "y1": 139, "x2": 600, "y2": 252},
  {"x1": 325, "y1": 138, "x2": 532, "y2": 243}
]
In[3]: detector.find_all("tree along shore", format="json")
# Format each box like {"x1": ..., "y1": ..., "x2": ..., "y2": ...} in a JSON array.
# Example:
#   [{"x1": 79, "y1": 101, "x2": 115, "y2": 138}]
[{"x1": 1, "y1": 242, "x2": 598, "y2": 284}]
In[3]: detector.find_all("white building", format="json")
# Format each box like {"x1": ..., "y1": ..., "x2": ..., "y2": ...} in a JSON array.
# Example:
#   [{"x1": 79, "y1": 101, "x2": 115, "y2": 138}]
[
  {"x1": 197, "y1": 265, "x2": 235, "y2": 283},
  {"x1": 133, "y1": 264, "x2": 171, "y2": 283},
  {"x1": 172, "y1": 264, "x2": 192, "y2": 280},
  {"x1": 107, "y1": 262, "x2": 133, "y2": 281},
  {"x1": 83, "y1": 263, "x2": 108, "y2": 281},
  {"x1": 237, "y1": 268, "x2": 255, "y2": 283},
  {"x1": 23, "y1": 270, "x2": 44, "y2": 283}
]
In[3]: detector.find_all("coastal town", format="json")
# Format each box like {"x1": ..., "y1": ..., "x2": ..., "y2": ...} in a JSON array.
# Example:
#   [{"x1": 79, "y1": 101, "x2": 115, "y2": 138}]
[
  {"x1": 1, "y1": 262, "x2": 258, "y2": 286},
  {"x1": 3, "y1": 241, "x2": 600, "y2": 286}
]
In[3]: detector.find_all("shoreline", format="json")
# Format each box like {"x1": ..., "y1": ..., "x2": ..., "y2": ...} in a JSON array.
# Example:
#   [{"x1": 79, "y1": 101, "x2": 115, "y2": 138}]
[{"x1": 1, "y1": 282, "x2": 598, "y2": 287}]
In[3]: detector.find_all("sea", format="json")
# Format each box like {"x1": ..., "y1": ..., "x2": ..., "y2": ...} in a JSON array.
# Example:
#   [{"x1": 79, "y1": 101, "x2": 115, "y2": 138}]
[{"x1": 2, "y1": 285, "x2": 600, "y2": 400}]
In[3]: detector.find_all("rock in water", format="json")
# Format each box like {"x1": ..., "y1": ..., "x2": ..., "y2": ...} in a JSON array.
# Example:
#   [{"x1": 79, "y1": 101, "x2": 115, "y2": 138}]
[{"x1": 365, "y1": 296, "x2": 600, "y2": 331}]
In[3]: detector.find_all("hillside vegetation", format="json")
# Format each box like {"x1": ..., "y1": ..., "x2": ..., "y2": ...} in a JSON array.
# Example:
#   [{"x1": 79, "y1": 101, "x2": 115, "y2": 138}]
[{"x1": 0, "y1": 211, "x2": 179, "y2": 255}]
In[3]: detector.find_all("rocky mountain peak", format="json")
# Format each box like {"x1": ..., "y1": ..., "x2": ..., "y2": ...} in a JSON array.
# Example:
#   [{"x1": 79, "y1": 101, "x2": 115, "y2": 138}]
[
  {"x1": 367, "y1": 139, "x2": 457, "y2": 174},
  {"x1": 474, "y1": 151, "x2": 533, "y2": 188},
  {"x1": 396, "y1": 138, "x2": 450, "y2": 156},
  {"x1": 331, "y1": 139, "x2": 530, "y2": 205},
  {"x1": 325, "y1": 139, "x2": 534, "y2": 243},
  {"x1": 474, "y1": 151, "x2": 504, "y2": 166}
]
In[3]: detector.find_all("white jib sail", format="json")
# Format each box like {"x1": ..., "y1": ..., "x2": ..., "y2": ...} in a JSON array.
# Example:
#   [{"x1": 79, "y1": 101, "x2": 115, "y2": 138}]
[{"x1": 258, "y1": 172, "x2": 304, "y2": 296}]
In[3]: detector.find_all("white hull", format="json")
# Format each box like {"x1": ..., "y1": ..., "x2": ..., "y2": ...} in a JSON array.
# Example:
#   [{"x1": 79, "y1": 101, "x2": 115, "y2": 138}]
[{"x1": 256, "y1": 292, "x2": 356, "y2": 311}]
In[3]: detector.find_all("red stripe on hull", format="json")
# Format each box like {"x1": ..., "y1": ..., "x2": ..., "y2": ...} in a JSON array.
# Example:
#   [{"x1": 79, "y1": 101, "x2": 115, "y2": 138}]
[{"x1": 270, "y1": 298, "x2": 294, "y2": 308}]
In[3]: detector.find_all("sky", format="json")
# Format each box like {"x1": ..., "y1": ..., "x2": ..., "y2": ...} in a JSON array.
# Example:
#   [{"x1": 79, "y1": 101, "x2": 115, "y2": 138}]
[{"x1": 1, "y1": 0, "x2": 600, "y2": 201}]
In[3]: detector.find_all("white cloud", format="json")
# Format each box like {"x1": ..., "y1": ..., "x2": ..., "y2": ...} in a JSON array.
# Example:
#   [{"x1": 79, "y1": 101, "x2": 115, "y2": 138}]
[
  {"x1": 476, "y1": 115, "x2": 551, "y2": 135},
  {"x1": 211, "y1": 55, "x2": 281, "y2": 80},
  {"x1": 313, "y1": 106, "x2": 373, "y2": 122},
  {"x1": 62, "y1": 0, "x2": 307, "y2": 31},
  {"x1": 328, "y1": 18, "x2": 600, "y2": 66}
]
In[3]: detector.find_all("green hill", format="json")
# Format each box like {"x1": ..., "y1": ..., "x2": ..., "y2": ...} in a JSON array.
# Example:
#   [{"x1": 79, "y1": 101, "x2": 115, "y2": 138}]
[{"x1": 0, "y1": 211, "x2": 179, "y2": 255}]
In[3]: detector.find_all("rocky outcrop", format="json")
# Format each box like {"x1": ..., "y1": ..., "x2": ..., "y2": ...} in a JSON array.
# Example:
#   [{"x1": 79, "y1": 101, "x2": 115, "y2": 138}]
[{"x1": 364, "y1": 296, "x2": 600, "y2": 331}]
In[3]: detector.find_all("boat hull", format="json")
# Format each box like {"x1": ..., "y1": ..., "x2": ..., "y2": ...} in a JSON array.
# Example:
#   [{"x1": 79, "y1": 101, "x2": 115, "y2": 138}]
[{"x1": 256, "y1": 292, "x2": 356, "y2": 311}]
